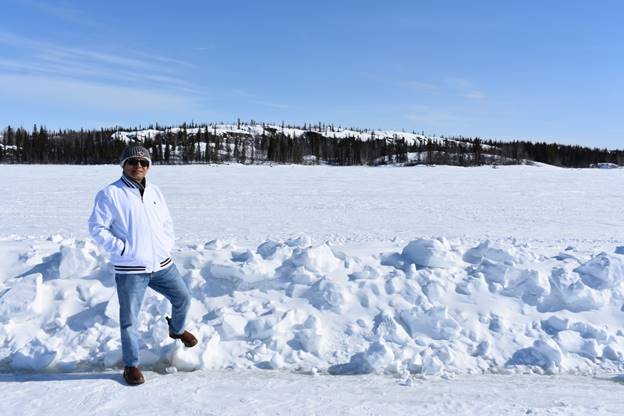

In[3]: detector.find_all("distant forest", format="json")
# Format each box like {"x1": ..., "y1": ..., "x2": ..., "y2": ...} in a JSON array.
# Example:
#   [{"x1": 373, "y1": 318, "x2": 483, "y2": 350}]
[{"x1": 1, "y1": 121, "x2": 622, "y2": 168}]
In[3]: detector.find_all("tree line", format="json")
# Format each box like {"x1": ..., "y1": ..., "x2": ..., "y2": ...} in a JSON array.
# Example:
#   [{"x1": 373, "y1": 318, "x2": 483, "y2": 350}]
[{"x1": 1, "y1": 123, "x2": 622, "y2": 168}]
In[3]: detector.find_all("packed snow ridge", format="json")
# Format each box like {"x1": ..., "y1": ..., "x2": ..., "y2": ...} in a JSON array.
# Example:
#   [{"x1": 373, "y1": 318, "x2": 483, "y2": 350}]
[{"x1": 3, "y1": 235, "x2": 624, "y2": 377}]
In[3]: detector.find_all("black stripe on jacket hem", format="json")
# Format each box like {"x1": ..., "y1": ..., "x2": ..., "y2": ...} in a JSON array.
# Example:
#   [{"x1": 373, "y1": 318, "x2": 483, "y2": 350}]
[
  {"x1": 160, "y1": 257, "x2": 172, "y2": 267},
  {"x1": 114, "y1": 266, "x2": 146, "y2": 271}
]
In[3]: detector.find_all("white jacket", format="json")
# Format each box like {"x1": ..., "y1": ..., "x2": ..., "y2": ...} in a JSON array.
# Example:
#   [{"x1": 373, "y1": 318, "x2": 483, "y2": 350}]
[{"x1": 88, "y1": 176, "x2": 175, "y2": 274}]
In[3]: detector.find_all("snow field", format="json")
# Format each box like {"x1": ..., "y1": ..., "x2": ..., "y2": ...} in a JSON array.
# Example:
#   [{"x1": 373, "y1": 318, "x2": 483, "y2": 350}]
[
  {"x1": 3, "y1": 234, "x2": 624, "y2": 377},
  {"x1": 3, "y1": 371, "x2": 624, "y2": 416},
  {"x1": 1, "y1": 164, "x2": 623, "y2": 244}
]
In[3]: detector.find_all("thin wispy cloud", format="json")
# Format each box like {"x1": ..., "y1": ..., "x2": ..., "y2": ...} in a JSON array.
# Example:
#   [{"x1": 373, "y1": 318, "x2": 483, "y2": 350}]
[
  {"x1": 445, "y1": 78, "x2": 485, "y2": 100},
  {"x1": 404, "y1": 106, "x2": 454, "y2": 125},
  {"x1": 401, "y1": 77, "x2": 485, "y2": 100},
  {"x1": 367, "y1": 71, "x2": 486, "y2": 101},
  {"x1": 191, "y1": 44, "x2": 217, "y2": 53},
  {"x1": 8, "y1": 0, "x2": 102, "y2": 28},
  {"x1": 0, "y1": 73, "x2": 202, "y2": 113},
  {"x1": 0, "y1": 31, "x2": 209, "y2": 121},
  {"x1": 0, "y1": 32, "x2": 191, "y2": 75},
  {"x1": 462, "y1": 90, "x2": 485, "y2": 99},
  {"x1": 232, "y1": 89, "x2": 293, "y2": 110},
  {"x1": 252, "y1": 100, "x2": 294, "y2": 110},
  {"x1": 402, "y1": 80, "x2": 439, "y2": 93},
  {"x1": 0, "y1": 32, "x2": 200, "y2": 96}
]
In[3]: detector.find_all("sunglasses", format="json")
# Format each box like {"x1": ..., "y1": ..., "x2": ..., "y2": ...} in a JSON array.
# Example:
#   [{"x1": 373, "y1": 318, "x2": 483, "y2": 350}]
[{"x1": 126, "y1": 158, "x2": 150, "y2": 167}]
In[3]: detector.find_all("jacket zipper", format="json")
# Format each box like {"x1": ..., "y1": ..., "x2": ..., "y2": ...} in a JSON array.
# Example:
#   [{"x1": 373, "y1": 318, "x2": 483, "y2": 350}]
[{"x1": 140, "y1": 189, "x2": 157, "y2": 272}]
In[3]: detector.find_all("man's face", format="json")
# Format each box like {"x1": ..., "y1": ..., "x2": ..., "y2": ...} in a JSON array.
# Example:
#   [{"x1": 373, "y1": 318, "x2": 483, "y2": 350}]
[{"x1": 123, "y1": 158, "x2": 149, "y2": 182}]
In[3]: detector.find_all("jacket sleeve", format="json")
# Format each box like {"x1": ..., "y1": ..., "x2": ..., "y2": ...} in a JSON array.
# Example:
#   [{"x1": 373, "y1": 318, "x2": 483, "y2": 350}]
[{"x1": 88, "y1": 190, "x2": 125, "y2": 256}]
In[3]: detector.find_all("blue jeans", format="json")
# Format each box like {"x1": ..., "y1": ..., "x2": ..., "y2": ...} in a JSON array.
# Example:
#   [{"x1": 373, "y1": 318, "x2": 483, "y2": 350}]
[{"x1": 115, "y1": 264, "x2": 191, "y2": 367}]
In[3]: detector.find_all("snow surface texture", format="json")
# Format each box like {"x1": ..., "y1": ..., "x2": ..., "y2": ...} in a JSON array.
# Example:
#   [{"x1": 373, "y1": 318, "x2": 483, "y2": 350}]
[
  {"x1": 1, "y1": 164, "x2": 623, "y2": 244},
  {"x1": 2, "y1": 164, "x2": 624, "y2": 380},
  {"x1": 3, "y1": 371, "x2": 624, "y2": 416},
  {"x1": 3, "y1": 234, "x2": 624, "y2": 377}
]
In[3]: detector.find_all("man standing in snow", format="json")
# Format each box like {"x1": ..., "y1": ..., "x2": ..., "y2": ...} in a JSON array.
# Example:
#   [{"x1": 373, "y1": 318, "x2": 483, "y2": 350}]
[{"x1": 88, "y1": 144, "x2": 197, "y2": 386}]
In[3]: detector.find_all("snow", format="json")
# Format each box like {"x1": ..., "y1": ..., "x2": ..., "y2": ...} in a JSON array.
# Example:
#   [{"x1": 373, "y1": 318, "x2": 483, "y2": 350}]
[
  {"x1": 590, "y1": 163, "x2": 620, "y2": 169},
  {"x1": 1, "y1": 371, "x2": 623, "y2": 415},
  {"x1": 1, "y1": 164, "x2": 623, "y2": 243},
  {"x1": 112, "y1": 123, "x2": 431, "y2": 145},
  {"x1": 2, "y1": 164, "x2": 624, "y2": 413}
]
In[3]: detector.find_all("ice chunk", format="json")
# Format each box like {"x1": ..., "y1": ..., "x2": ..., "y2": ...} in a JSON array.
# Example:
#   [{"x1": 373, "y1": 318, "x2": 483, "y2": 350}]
[
  {"x1": 475, "y1": 340, "x2": 490, "y2": 357},
  {"x1": 203, "y1": 239, "x2": 231, "y2": 250},
  {"x1": 284, "y1": 236, "x2": 312, "y2": 248},
  {"x1": 292, "y1": 315, "x2": 323, "y2": 355},
  {"x1": 231, "y1": 249, "x2": 255, "y2": 263},
  {"x1": 0, "y1": 273, "x2": 45, "y2": 322},
  {"x1": 58, "y1": 241, "x2": 99, "y2": 279},
  {"x1": 245, "y1": 313, "x2": 279, "y2": 340},
  {"x1": 217, "y1": 313, "x2": 248, "y2": 340},
  {"x1": 464, "y1": 240, "x2": 514, "y2": 265},
  {"x1": 603, "y1": 342, "x2": 624, "y2": 361},
  {"x1": 399, "y1": 306, "x2": 460, "y2": 340},
  {"x1": 421, "y1": 348, "x2": 446, "y2": 375},
  {"x1": 540, "y1": 316, "x2": 569, "y2": 335},
  {"x1": 540, "y1": 268, "x2": 607, "y2": 312},
  {"x1": 556, "y1": 330, "x2": 599, "y2": 359},
  {"x1": 11, "y1": 338, "x2": 56, "y2": 371},
  {"x1": 488, "y1": 314, "x2": 505, "y2": 332},
  {"x1": 288, "y1": 244, "x2": 344, "y2": 274},
  {"x1": 569, "y1": 321, "x2": 608, "y2": 342},
  {"x1": 372, "y1": 311, "x2": 411, "y2": 345},
  {"x1": 477, "y1": 259, "x2": 508, "y2": 285},
  {"x1": 401, "y1": 239, "x2": 460, "y2": 269},
  {"x1": 363, "y1": 341, "x2": 395, "y2": 372},
  {"x1": 327, "y1": 341, "x2": 395, "y2": 375},
  {"x1": 502, "y1": 269, "x2": 550, "y2": 305},
  {"x1": 256, "y1": 240, "x2": 282, "y2": 259},
  {"x1": 574, "y1": 252, "x2": 624, "y2": 290},
  {"x1": 348, "y1": 265, "x2": 380, "y2": 281},
  {"x1": 305, "y1": 278, "x2": 350, "y2": 312},
  {"x1": 507, "y1": 338, "x2": 562, "y2": 370},
  {"x1": 169, "y1": 344, "x2": 201, "y2": 371}
]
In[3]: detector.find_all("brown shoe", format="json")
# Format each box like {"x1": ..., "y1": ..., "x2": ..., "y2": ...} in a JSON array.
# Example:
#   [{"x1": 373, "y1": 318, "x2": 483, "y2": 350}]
[
  {"x1": 123, "y1": 366, "x2": 145, "y2": 386},
  {"x1": 166, "y1": 316, "x2": 198, "y2": 348}
]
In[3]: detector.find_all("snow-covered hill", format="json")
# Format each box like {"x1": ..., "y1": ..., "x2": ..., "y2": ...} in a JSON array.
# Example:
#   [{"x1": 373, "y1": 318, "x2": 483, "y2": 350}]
[
  {"x1": 111, "y1": 123, "x2": 432, "y2": 146},
  {"x1": 108, "y1": 122, "x2": 509, "y2": 166}
]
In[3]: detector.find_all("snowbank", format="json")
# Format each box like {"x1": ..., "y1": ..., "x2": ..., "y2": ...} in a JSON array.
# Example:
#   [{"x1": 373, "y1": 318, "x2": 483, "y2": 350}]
[{"x1": 2, "y1": 236, "x2": 624, "y2": 376}]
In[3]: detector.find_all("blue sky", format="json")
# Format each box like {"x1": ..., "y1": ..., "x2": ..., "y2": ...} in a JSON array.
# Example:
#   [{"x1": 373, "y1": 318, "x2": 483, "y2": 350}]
[{"x1": 1, "y1": 0, "x2": 623, "y2": 148}]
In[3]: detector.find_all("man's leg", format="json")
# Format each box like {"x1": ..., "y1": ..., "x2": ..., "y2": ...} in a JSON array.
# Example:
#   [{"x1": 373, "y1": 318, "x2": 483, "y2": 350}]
[
  {"x1": 115, "y1": 273, "x2": 149, "y2": 367},
  {"x1": 148, "y1": 264, "x2": 191, "y2": 335}
]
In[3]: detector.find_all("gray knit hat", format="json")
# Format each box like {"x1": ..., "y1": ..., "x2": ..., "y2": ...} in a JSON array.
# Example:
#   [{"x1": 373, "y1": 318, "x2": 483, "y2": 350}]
[{"x1": 120, "y1": 145, "x2": 151, "y2": 167}]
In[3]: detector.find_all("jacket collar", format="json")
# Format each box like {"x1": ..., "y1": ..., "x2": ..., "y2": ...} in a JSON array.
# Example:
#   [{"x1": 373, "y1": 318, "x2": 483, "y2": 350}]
[{"x1": 120, "y1": 174, "x2": 147, "y2": 192}]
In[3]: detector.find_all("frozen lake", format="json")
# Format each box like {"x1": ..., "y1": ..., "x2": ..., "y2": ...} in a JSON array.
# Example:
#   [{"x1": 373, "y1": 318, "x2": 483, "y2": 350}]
[
  {"x1": 1, "y1": 164, "x2": 622, "y2": 245},
  {"x1": 3, "y1": 163, "x2": 624, "y2": 414}
]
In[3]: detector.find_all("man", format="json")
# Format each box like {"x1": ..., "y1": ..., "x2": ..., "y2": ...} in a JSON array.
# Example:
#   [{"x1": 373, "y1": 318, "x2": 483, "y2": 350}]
[{"x1": 88, "y1": 144, "x2": 198, "y2": 386}]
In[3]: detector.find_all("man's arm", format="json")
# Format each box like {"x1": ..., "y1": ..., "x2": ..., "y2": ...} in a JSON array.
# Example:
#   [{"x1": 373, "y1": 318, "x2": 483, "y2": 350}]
[{"x1": 88, "y1": 190, "x2": 125, "y2": 256}]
